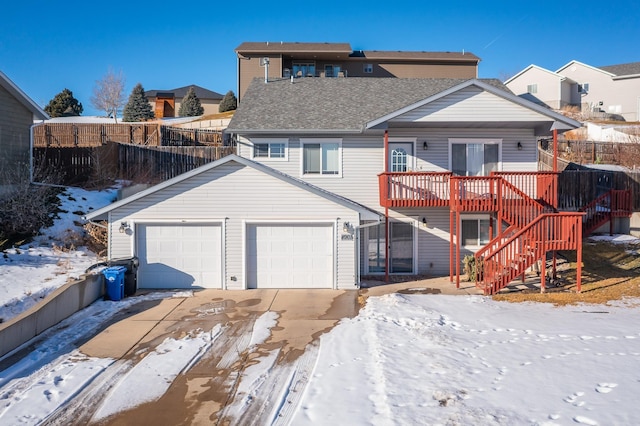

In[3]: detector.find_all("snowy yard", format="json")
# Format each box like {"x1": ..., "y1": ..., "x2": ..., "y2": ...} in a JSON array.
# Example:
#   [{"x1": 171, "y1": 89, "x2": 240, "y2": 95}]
[{"x1": 1, "y1": 186, "x2": 640, "y2": 424}]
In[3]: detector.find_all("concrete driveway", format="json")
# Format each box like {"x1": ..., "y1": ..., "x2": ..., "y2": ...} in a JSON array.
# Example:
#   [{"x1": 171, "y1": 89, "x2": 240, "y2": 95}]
[{"x1": 44, "y1": 278, "x2": 480, "y2": 425}]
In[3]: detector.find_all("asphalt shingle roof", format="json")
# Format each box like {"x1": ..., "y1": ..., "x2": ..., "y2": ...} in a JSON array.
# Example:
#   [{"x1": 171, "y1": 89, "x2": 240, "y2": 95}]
[
  {"x1": 145, "y1": 85, "x2": 223, "y2": 100},
  {"x1": 227, "y1": 77, "x2": 509, "y2": 133},
  {"x1": 599, "y1": 61, "x2": 640, "y2": 76}
]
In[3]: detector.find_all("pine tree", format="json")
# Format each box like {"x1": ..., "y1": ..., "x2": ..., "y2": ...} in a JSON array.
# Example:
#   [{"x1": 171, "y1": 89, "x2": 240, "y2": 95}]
[
  {"x1": 44, "y1": 88, "x2": 83, "y2": 117},
  {"x1": 178, "y1": 86, "x2": 204, "y2": 117},
  {"x1": 122, "y1": 83, "x2": 154, "y2": 122},
  {"x1": 218, "y1": 90, "x2": 237, "y2": 113}
]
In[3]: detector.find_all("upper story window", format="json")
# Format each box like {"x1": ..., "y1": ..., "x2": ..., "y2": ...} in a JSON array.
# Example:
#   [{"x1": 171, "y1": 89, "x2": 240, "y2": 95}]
[
  {"x1": 527, "y1": 84, "x2": 537, "y2": 94},
  {"x1": 363, "y1": 63, "x2": 373, "y2": 73},
  {"x1": 252, "y1": 139, "x2": 287, "y2": 160},
  {"x1": 301, "y1": 138, "x2": 341, "y2": 176},
  {"x1": 449, "y1": 139, "x2": 501, "y2": 176},
  {"x1": 293, "y1": 62, "x2": 315, "y2": 77}
]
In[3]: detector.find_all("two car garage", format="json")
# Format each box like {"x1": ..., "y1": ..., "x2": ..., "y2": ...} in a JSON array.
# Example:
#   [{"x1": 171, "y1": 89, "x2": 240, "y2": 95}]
[
  {"x1": 86, "y1": 156, "x2": 378, "y2": 291},
  {"x1": 136, "y1": 222, "x2": 335, "y2": 290}
]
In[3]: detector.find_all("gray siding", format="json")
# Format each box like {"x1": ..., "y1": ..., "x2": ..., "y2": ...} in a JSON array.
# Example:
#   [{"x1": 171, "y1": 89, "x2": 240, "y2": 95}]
[
  {"x1": 107, "y1": 162, "x2": 360, "y2": 290},
  {"x1": 0, "y1": 84, "x2": 33, "y2": 179}
]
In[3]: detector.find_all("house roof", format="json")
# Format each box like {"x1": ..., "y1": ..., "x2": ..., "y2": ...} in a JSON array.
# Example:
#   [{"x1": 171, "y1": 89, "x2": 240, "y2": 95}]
[
  {"x1": 598, "y1": 61, "x2": 640, "y2": 77},
  {"x1": 145, "y1": 85, "x2": 224, "y2": 100},
  {"x1": 0, "y1": 70, "x2": 49, "y2": 120},
  {"x1": 556, "y1": 60, "x2": 615, "y2": 77},
  {"x1": 228, "y1": 77, "x2": 581, "y2": 134},
  {"x1": 355, "y1": 50, "x2": 480, "y2": 63},
  {"x1": 235, "y1": 42, "x2": 353, "y2": 55},
  {"x1": 504, "y1": 64, "x2": 569, "y2": 85},
  {"x1": 84, "y1": 154, "x2": 382, "y2": 222}
]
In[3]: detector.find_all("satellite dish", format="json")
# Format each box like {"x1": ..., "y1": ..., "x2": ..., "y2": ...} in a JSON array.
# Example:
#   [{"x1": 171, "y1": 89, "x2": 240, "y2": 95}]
[{"x1": 259, "y1": 57, "x2": 270, "y2": 66}]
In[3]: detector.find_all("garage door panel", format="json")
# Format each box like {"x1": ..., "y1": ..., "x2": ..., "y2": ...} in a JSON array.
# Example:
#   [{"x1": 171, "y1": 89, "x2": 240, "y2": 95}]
[
  {"x1": 137, "y1": 224, "x2": 222, "y2": 289},
  {"x1": 247, "y1": 223, "x2": 333, "y2": 289}
]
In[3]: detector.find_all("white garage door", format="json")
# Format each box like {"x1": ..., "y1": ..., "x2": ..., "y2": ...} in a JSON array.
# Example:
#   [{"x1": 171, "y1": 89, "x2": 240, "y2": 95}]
[
  {"x1": 246, "y1": 223, "x2": 334, "y2": 289},
  {"x1": 137, "y1": 223, "x2": 222, "y2": 289}
]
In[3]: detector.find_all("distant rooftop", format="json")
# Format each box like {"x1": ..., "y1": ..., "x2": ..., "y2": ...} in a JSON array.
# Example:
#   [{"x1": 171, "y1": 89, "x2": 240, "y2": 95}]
[
  {"x1": 145, "y1": 85, "x2": 223, "y2": 100},
  {"x1": 235, "y1": 42, "x2": 479, "y2": 62},
  {"x1": 598, "y1": 61, "x2": 640, "y2": 76}
]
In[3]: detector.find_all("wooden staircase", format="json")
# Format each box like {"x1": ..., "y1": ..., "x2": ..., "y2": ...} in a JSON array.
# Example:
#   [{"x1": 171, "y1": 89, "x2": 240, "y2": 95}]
[
  {"x1": 580, "y1": 189, "x2": 632, "y2": 236},
  {"x1": 450, "y1": 173, "x2": 583, "y2": 295}
]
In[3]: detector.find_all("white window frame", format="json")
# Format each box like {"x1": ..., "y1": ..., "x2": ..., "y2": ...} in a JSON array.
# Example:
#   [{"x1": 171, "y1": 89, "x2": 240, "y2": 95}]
[
  {"x1": 300, "y1": 138, "x2": 342, "y2": 177},
  {"x1": 448, "y1": 138, "x2": 502, "y2": 176},
  {"x1": 363, "y1": 63, "x2": 373, "y2": 73},
  {"x1": 251, "y1": 138, "x2": 288, "y2": 161},
  {"x1": 527, "y1": 83, "x2": 538, "y2": 94},
  {"x1": 460, "y1": 214, "x2": 491, "y2": 248}
]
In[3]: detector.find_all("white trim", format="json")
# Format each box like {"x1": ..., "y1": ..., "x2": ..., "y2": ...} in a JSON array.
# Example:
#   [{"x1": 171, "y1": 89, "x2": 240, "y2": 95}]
[
  {"x1": 250, "y1": 137, "x2": 289, "y2": 161},
  {"x1": 556, "y1": 60, "x2": 616, "y2": 77},
  {"x1": 242, "y1": 219, "x2": 337, "y2": 290},
  {"x1": 448, "y1": 138, "x2": 502, "y2": 174},
  {"x1": 299, "y1": 138, "x2": 343, "y2": 178}
]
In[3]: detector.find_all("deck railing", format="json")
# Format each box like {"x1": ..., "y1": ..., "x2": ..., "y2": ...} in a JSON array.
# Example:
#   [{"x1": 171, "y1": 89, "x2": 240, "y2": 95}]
[
  {"x1": 476, "y1": 213, "x2": 583, "y2": 295},
  {"x1": 378, "y1": 172, "x2": 452, "y2": 207}
]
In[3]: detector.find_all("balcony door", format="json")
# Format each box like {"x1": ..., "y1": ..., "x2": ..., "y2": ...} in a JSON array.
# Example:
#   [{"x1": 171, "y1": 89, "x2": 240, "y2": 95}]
[{"x1": 388, "y1": 142, "x2": 414, "y2": 172}]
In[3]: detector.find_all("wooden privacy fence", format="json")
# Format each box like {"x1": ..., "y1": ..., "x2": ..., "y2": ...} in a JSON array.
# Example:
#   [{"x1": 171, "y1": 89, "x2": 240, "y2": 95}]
[
  {"x1": 557, "y1": 170, "x2": 640, "y2": 211},
  {"x1": 118, "y1": 143, "x2": 235, "y2": 182},
  {"x1": 33, "y1": 123, "x2": 161, "y2": 147},
  {"x1": 33, "y1": 123, "x2": 225, "y2": 148},
  {"x1": 540, "y1": 138, "x2": 640, "y2": 168},
  {"x1": 34, "y1": 141, "x2": 235, "y2": 185}
]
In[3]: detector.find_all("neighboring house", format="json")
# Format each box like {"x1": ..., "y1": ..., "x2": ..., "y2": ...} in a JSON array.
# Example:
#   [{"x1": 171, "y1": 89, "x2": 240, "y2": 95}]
[
  {"x1": 145, "y1": 85, "x2": 224, "y2": 118},
  {"x1": 86, "y1": 77, "x2": 584, "y2": 294},
  {"x1": 0, "y1": 70, "x2": 49, "y2": 189},
  {"x1": 506, "y1": 60, "x2": 640, "y2": 121},
  {"x1": 235, "y1": 41, "x2": 480, "y2": 100}
]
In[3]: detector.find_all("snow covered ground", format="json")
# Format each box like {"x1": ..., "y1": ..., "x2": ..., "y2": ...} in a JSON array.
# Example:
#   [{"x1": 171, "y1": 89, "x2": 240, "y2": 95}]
[
  {"x1": 0, "y1": 185, "x2": 118, "y2": 323},
  {"x1": 1, "y1": 186, "x2": 640, "y2": 424}
]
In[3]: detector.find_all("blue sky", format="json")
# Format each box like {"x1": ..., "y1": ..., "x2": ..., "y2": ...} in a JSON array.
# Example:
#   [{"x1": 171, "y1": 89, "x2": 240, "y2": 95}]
[{"x1": 2, "y1": 0, "x2": 639, "y2": 116}]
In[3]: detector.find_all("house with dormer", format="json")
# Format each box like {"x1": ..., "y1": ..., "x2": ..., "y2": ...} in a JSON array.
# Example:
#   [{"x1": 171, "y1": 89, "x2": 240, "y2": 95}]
[{"x1": 86, "y1": 76, "x2": 590, "y2": 295}]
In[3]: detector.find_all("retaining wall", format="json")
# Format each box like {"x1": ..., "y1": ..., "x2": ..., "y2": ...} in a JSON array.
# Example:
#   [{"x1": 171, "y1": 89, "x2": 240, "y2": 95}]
[{"x1": 0, "y1": 274, "x2": 104, "y2": 359}]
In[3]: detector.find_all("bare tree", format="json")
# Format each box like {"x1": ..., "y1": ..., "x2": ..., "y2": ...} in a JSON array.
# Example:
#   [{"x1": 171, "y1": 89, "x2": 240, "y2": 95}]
[{"x1": 91, "y1": 68, "x2": 126, "y2": 122}]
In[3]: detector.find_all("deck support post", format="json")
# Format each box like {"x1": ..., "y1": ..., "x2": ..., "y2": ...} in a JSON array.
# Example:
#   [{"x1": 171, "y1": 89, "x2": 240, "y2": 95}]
[{"x1": 384, "y1": 130, "x2": 389, "y2": 283}]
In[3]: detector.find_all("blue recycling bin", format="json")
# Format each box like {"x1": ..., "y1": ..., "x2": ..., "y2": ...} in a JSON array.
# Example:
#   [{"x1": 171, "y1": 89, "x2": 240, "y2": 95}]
[{"x1": 103, "y1": 266, "x2": 127, "y2": 301}]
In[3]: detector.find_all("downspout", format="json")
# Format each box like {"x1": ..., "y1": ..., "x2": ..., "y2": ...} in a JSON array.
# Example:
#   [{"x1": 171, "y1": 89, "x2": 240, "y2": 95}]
[{"x1": 383, "y1": 129, "x2": 390, "y2": 283}]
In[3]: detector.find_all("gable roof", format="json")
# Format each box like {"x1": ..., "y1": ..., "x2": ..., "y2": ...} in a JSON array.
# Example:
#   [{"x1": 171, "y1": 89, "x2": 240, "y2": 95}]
[
  {"x1": 504, "y1": 64, "x2": 568, "y2": 85},
  {"x1": 556, "y1": 60, "x2": 615, "y2": 77},
  {"x1": 0, "y1": 70, "x2": 49, "y2": 120},
  {"x1": 228, "y1": 77, "x2": 508, "y2": 134},
  {"x1": 145, "y1": 85, "x2": 223, "y2": 100},
  {"x1": 227, "y1": 77, "x2": 579, "y2": 134},
  {"x1": 598, "y1": 61, "x2": 640, "y2": 77},
  {"x1": 85, "y1": 154, "x2": 382, "y2": 222}
]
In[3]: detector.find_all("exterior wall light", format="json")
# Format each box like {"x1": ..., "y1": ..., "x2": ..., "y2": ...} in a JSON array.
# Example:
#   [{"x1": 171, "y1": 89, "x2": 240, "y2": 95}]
[
  {"x1": 119, "y1": 221, "x2": 129, "y2": 234},
  {"x1": 423, "y1": 141, "x2": 428, "y2": 150},
  {"x1": 517, "y1": 141, "x2": 523, "y2": 151}
]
